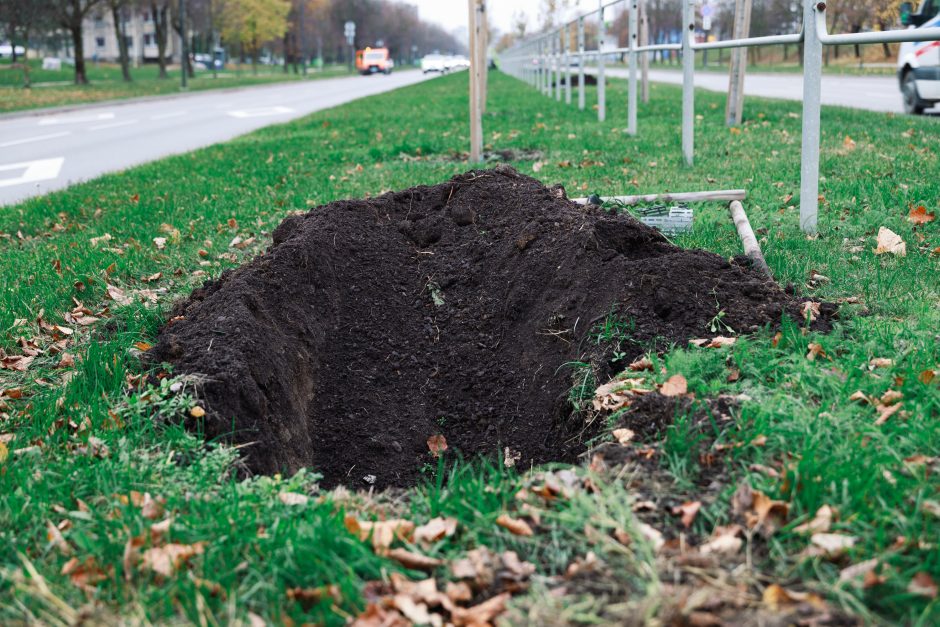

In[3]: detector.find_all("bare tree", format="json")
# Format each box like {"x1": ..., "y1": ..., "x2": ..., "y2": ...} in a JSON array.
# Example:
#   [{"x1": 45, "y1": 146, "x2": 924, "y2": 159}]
[
  {"x1": 51, "y1": 0, "x2": 105, "y2": 84},
  {"x1": 150, "y1": 0, "x2": 170, "y2": 78},
  {"x1": 108, "y1": 0, "x2": 132, "y2": 81}
]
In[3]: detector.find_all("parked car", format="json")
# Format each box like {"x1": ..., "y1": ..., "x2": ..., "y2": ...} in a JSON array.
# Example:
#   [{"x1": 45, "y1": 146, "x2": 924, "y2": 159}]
[
  {"x1": 421, "y1": 53, "x2": 446, "y2": 73},
  {"x1": 356, "y1": 47, "x2": 393, "y2": 75},
  {"x1": 898, "y1": 0, "x2": 940, "y2": 114},
  {"x1": 0, "y1": 43, "x2": 25, "y2": 58}
]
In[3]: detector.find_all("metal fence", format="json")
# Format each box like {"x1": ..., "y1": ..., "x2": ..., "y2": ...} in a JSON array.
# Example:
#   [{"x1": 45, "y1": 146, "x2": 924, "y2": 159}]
[{"x1": 499, "y1": 0, "x2": 940, "y2": 233}]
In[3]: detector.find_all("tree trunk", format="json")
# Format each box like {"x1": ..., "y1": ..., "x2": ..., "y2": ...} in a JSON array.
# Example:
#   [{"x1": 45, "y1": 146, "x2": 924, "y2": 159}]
[
  {"x1": 152, "y1": 3, "x2": 169, "y2": 79},
  {"x1": 283, "y1": 32, "x2": 290, "y2": 73},
  {"x1": 71, "y1": 25, "x2": 89, "y2": 84},
  {"x1": 112, "y1": 5, "x2": 133, "y2": 82},
  {"x1": 879, "y1": 22, "x2": 891, "y2": 58}
]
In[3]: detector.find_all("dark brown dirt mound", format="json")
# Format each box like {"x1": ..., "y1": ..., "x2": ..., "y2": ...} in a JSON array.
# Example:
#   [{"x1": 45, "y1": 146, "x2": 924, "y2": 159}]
[{"x1": 151, "y1": 166, "x2": 832, "y2": 487}]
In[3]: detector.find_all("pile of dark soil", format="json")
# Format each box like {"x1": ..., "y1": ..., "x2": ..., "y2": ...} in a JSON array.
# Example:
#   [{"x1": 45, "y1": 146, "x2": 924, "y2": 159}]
[{"x1": 151, "y1": 166, "x2": 833, "y2": 487}]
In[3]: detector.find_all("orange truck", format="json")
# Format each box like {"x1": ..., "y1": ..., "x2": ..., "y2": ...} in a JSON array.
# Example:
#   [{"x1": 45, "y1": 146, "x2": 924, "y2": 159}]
[{"x1": 355, "y1": 47, "x2": 394, "y2": 75}]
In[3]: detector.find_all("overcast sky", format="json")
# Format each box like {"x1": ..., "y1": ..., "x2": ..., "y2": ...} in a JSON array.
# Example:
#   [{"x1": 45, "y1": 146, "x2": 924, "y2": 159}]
[{"x1": 410, "y1": 0, "x2": 551, "y2": 36}]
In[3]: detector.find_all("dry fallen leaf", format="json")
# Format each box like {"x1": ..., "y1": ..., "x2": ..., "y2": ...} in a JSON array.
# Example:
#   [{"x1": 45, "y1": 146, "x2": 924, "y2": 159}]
[
  {"x1": 153, "y1": 237, "x2": 167, "y2": 250},
  {"x1": 659, "y1": 374, "x2": 687, "y2": 397},
  {"x1": 450, "y1": 592, "x2": 511, "y2": 626},
  {"x1": 875, "y1": 402, "x2": 903, "y2": 426},
  {"x1": 907, "y1": 572, "x2": 938, "y2": 599},
  {"x1": 869, "y1": 357, "x2": 894, "y2": 369},
  {"x1": 286, "y1": 584, "x2": 341, "y2": 609},
  {"x1": 106, "y1": 284, "x2": 133, "y2": 307},
  {"x1": 671, "y1": 501, "x2": 701, "y2": 528},
  {"x1": 793, "y1": 505, "x2": 835, "y2": 534},
  {"x1": 699, "y1": 525, "x2": 743, "y2": 555},
  {"x1": 733, "y1": 483, "x2": 788, "y2": 536},
  {"x1": 635, "y1": 522, "x2": 665, "y2": 552},
  {"x1": 612, "y1": 428, "x2": 635, "y2": 445},
  {"x1": 278, "y1": 491, "x2": 309, "y2": 506},
  {"x1": 413, "y1": 517, "x2": 457, "y2": 545},
  {"x1": 763, "y1": 583, "x2": 826, "y2": 611},
  {"x1": 809, "y1": 532, "x2": 857, "y2": 558},
  {"x1": 806, "y1": 343, "x2": 826, "y2": 361},
  {"x1": 908, "y1": 206, "x2": 936, "y2": 225},
  {"x1": 873, "y1": 227, "x2": 906, "y2": 256},
  {"x1": 838, "y1": 558, "x2": 880, "y2": 584},
  {"x1": 426, "y1": 434, "x2": 448, "y2": 458},
  {"x1": 689, "y1": 336, "x2": 737, "y2": 348},
  {"x1": 141, "y1": 542, "x2": 205, "y2": 577},
  {"x1": 496, "y1": 514, "x2": 534, "y2": 537},
  {"x1": 386, "y1": 547, "x2": 444, "y2": 571},
  {"x1": 345, "y1": 516, "x2": 415, "y2": 553},
  {"x1": 61, "y1": 556, "x2": 108, "y2": 590},
  {"x1": 46, "y1": 520, "x2": 73, "y2": 555}
]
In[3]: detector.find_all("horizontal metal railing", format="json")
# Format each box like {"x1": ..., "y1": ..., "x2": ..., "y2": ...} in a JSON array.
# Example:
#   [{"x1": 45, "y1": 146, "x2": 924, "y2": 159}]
[{"x1": 499, "y1": 0, "x2": 940, "y2": 233}]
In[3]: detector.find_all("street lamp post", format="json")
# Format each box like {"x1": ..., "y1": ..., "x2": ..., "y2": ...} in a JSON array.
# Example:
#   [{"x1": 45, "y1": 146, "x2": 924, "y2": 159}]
[
  {"x1": 344, "y1": 21, "x2": 356, "y2": 73},
  {"x1": 179, "y1": 0, "x2": 188, "y2": 89}
]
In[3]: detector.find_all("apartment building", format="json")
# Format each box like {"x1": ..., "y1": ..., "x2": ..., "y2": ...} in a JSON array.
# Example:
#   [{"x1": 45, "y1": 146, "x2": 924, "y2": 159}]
[{"x1": 83, "y1": 7, "x2": 179, "y2": 64}]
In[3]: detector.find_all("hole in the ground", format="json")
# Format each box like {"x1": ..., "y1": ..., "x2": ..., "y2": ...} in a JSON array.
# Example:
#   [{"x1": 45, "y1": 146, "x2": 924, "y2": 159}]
[{"x1": 151, "y1": 167, "x2": 833, "y2": 488}]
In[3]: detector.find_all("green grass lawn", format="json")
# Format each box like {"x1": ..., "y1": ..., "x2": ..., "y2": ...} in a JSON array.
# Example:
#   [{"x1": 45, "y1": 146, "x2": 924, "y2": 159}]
[
  {"x1": 0, "y1": 58, "x2": 351, "y2": 113},
  {"x1": 0, "y1": 70, "x2": 938, "y2": 624}
]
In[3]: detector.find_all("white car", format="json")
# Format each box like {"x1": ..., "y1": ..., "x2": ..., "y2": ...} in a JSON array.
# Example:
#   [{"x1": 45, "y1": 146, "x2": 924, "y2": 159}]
[
  {"x1": 0, "y1": 43, "x2": 26, "y2": 58},
  {"x1": 421, "y1": 54, "x2": 446, "y2": 73},
  {"x1": 898, "y1": 1, "x2": 940, "y2": 114}
]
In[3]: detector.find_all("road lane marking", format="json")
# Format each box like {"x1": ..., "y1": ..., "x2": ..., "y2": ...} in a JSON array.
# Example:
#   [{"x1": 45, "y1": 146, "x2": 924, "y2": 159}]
[
  {"x1": 0, "y1": 157, "x2": 65, "y2": 189},
  {"x1": 151, "y1": 111, "x2": 187, "y2": 120},
  {"x1": 39, "y1": 112, "x2": 115, "y2": 126},
  {"x1": 89, "y1": 119, "x2": 139, "y2": 131},
  {"x1": 227, "y1": 105, "x2": 294, "y2": 118},
  {"x1": 0, "y1": 131, "x2": 71, "y2": 148}
]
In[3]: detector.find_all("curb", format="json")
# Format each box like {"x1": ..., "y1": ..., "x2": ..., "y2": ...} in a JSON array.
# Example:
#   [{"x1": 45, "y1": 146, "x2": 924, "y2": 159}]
[{"x1": 0, "y1": 73, "x2": 356, "y2": 121}]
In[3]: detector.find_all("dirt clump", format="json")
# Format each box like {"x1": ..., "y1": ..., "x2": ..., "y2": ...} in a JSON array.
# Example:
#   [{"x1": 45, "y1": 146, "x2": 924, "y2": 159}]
[{"x1": 151, "y1": 166, "x2": 833, "y2": 488}]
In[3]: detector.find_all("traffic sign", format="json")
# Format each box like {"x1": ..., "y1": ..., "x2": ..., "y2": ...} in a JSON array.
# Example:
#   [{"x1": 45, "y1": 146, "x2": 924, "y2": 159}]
[
  {"x1": 701, "y1": 3, "x2": 713, "y2": 18},
  {"x1": 344, "y1": 20, "x2": 355, "y2": 45}
]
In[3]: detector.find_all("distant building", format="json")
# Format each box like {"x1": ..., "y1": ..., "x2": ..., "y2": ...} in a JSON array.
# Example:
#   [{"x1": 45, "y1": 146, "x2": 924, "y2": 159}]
[{"x1": 83, "y1": 8, "x2": 180, "y2": 64}]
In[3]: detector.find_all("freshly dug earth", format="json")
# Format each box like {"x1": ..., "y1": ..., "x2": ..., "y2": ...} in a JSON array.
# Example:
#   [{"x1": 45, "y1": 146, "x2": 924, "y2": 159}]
[{"x1": 152, "y1": 166, "x2": 832, "y2": 487}]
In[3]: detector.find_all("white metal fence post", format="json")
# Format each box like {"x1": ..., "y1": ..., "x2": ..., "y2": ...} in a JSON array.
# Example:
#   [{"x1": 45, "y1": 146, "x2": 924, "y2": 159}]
[
  {"x1": 565, "y1": 26, "x2": 572, "y2": 104},
  {"x1": 578, "y1": 17, "x2": 586, "y2": 110},
  {"x1": 542, "y1": 38, "x2": 550, "y2": 96},
  {"x1": 681, "y1": 0, "x2": 695, "y2": 165},
  {"x1": 556, "y1": 30, "x2": 563, "y2": 101},
  {"x1": 628, "y1": 1, "x2": 639, "y2": 135},
  {"x1": 598, "y1": 1, "x2": 606, "y2": 122},
  {"x1": 800, "y1": 0, "x2": 823, "y2": 234}
]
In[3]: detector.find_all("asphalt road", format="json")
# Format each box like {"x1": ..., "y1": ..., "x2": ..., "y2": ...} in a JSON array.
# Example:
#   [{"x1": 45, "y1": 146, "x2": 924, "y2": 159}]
[
  {"x1": 0, "y1": 70, "x2": 435, "y2": 206},
  {"x1": 600, "y1": 67, "x2": 939, "y2": 115}
]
